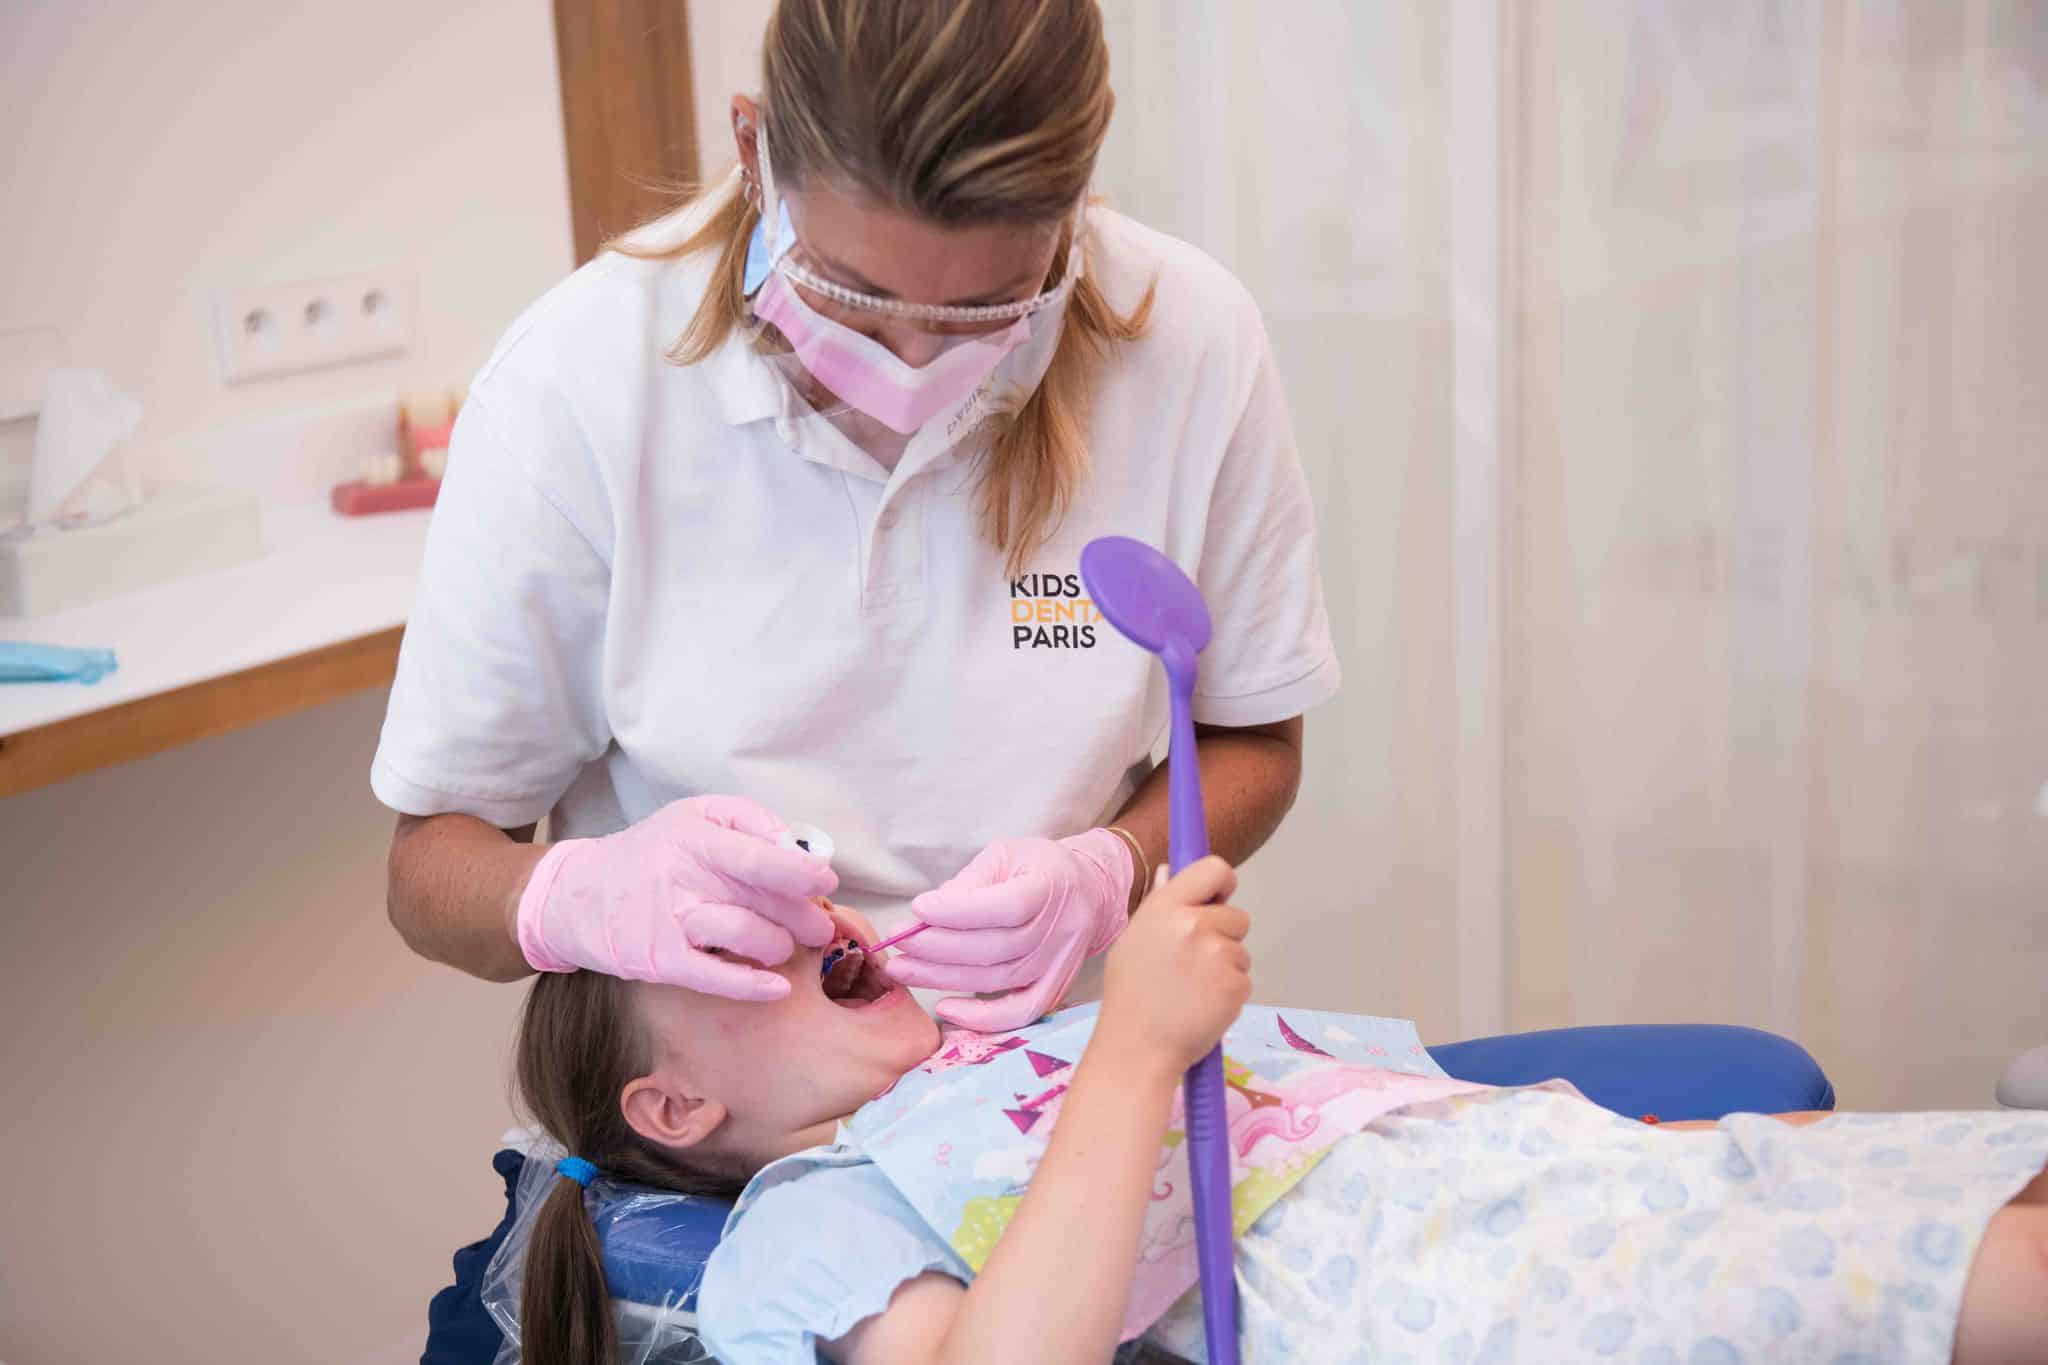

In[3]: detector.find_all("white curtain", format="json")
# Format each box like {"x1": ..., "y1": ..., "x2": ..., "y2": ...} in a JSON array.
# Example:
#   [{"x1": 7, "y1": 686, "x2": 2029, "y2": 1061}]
[{"x1": 1097, "y1": 0, "x2": 2048, "y2": 1109}]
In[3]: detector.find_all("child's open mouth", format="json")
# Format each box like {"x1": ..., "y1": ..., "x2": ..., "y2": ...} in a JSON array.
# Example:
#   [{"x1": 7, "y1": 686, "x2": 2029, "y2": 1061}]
[{"x1": 820, "y1": 941, "x2": 898, "y2": 1009}]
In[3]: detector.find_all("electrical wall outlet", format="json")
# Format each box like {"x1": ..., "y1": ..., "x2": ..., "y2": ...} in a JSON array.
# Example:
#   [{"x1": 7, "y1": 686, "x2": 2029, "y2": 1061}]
[{"x1": 211, "y1": 268, "x2": 415, "y2": 384}]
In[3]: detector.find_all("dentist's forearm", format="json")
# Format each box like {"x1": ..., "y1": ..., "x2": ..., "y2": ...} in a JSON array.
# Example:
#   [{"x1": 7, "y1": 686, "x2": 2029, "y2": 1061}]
[
  {"x1": 1109, "y1": 715, "x2": 1303, "y2": 911},
  {"x1": 385, "y1": 812, "x2": 546, "y2": 981},
  {"x1": 935, "y1": 1040, "x2": 1181, "y2": 1364}
]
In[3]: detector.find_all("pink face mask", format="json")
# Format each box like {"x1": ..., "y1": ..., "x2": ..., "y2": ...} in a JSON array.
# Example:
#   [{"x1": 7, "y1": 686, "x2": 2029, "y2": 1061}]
[
  {"x1": 750, "y1": 275, "x2": 1036, "y2": 435},
  {"x1": 744, "y1": 120, "x2": 1084, "y2": 436}
]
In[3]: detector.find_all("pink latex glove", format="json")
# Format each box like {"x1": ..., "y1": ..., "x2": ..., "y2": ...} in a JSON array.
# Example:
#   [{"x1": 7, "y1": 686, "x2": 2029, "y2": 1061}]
[
  {"x1": 883, "y1": 829, "x2": 1134, "y2": 1031},
  {"x1": 515, "y1": 794, "x2": 838, "y2": 1001}
]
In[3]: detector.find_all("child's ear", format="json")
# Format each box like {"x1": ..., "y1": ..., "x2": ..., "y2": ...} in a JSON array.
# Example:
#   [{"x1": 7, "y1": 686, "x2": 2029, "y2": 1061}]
[{"x1": 621, "y1": 1074, "x2": 728, "y2": 1151}]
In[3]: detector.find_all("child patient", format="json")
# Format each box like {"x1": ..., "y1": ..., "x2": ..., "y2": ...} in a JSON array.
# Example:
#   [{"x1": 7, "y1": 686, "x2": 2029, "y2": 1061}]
[{"x1": 501, "y1": 859, "x2": 2048, "y2": 1365}]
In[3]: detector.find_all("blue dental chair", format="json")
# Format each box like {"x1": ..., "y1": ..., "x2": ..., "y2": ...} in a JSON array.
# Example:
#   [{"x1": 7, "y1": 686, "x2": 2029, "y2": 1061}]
[{"x1": 422, "y1": 1022, "x2": 1832, "y2": 1364}]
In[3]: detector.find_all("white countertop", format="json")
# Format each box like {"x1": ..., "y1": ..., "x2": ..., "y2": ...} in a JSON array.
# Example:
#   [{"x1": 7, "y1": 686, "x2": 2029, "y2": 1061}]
[{"x1": 0, "y1": 500, "x2": 429, "y2": 735}]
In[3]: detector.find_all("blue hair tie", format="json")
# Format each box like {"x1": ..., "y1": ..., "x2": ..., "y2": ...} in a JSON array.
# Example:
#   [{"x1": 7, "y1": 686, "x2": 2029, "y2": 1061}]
[{"x1": 556, "y1": 1156, "x2": 599, "y2": 1188}]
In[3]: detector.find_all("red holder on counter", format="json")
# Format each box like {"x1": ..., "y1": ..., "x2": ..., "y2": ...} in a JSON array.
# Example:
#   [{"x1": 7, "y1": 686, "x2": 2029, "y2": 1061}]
[
  {"x1": 330, "y1": 414, "x2": 454, "y2": 516},
  {"x1": 331, "y1": 477, "x2": 441, "y2": 515}
]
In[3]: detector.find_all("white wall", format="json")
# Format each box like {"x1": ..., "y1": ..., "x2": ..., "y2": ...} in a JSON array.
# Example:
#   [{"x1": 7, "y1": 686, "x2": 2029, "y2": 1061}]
[
  {"x1": 0, "y1": 691, "x2": 522, "y2": 1364},
  {"x1": 1, "y1": 0, "x2": 573, "y2": 471},
  {"x1": 0, "y1": 2, "x2": 574, "y2": 1361},
  {"x1": 1097, "y1": 0, "x2": 2048, "y2": 1111},
  {"x1": 687, "y1": 0, "x2": 774, "y2": 184}
]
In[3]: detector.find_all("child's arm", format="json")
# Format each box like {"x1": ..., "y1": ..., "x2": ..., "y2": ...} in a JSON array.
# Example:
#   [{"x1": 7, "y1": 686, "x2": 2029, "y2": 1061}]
[
  {"x1": 828, "y1": 858, "x2": 1252, "y2": 1365},
  {"x1": 827, "y1": 1047, "x2": 1181, "y2": 1362}
]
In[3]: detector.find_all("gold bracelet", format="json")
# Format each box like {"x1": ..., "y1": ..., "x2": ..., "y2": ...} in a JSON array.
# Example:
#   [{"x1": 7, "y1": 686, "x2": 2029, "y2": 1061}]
[{"x1": 1105, "y1": 824, "x2": 1150, "y2": 903}]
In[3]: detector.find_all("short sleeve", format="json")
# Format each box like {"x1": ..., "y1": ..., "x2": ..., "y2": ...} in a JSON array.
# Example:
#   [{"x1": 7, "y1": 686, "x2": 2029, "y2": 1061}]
[
  {"x1": 697, "y1": 1162, "x2": 966, "y2": 1365},
  {"x1": 370, "y1": 389, "x2": 613, "y2": 828},
  {"x1": 1190, "y1": 320, "x2": 1342, "y2": 727}
]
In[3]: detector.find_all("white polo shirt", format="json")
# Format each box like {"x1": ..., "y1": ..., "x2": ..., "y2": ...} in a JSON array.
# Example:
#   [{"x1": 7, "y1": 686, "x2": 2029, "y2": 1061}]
[{"x1": 371, "y1": 206, "x2": 1339, "y2": 930}]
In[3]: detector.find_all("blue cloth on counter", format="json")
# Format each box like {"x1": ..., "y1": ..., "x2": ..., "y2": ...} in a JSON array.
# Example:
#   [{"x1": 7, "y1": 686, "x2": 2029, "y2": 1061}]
[{"x1": 0, "y1": 642, "x2": 117, "y2": 684}]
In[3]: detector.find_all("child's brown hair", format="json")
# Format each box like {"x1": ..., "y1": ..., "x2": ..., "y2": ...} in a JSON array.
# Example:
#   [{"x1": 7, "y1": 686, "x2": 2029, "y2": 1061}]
[{"x1": 514, "y1": 970, "x2": 745, "y2": 1365}]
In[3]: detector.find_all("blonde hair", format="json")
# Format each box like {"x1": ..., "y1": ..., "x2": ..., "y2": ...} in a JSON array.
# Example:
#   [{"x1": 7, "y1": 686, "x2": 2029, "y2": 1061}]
[{"x1": 617, "y1": 0, "x2": 1152, "y2": 574}]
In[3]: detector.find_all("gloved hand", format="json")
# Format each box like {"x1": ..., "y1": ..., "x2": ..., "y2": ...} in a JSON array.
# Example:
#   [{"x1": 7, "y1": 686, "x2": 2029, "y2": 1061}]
[
  {"x1": 515, "y1": 794, "x2": 838, "y2": 1001},
  {"x1": 883, "y1": 829, "x2": 1134, "y2": 1031}
]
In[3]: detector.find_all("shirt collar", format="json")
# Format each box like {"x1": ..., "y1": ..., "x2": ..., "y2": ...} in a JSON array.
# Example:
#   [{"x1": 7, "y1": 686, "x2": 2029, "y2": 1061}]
[{"x1": 691, "y1": 313, "x2": 984, "y2": 489}]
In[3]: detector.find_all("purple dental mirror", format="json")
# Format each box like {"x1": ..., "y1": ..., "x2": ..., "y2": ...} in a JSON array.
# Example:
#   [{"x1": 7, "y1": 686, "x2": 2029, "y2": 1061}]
[{"x1": 1079, "y1": 535, "x2": 1238, "y2": 1365}]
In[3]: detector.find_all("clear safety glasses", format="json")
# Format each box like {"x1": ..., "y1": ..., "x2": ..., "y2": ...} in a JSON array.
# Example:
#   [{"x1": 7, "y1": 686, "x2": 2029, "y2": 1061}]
[
  {"x1": 754, "y1": 118, "x2": 1087, "y2": 336},
  {"x1": 771, "y1": 226, "x2": 1083, "y2": 333}
]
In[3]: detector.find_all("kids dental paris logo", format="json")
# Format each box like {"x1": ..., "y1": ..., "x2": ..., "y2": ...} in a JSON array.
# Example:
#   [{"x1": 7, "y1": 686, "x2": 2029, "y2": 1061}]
[{"x1": 1009, "y1": 571, "x2": 1101, "y2": 649}]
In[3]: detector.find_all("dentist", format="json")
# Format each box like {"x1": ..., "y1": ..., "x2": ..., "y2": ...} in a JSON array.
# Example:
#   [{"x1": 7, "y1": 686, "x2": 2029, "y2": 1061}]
[{"x1": 377, "y1": 0, "x2": 1335, "y2": 1036}]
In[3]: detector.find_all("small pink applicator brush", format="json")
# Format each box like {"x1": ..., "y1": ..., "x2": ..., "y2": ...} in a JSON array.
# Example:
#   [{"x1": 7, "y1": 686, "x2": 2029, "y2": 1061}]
[
  {"x1": 820, "y1": 920, "x2": 927, "y2": 976},
  {"x1": 863, "y1": 921, "x2": 929, "y2": 954}
]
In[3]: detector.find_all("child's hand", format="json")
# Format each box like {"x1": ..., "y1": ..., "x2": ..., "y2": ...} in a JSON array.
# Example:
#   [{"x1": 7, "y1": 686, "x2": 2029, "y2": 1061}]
[{"x1": 1097, "y1": 856, "x2": 1251, "y2": 1077}]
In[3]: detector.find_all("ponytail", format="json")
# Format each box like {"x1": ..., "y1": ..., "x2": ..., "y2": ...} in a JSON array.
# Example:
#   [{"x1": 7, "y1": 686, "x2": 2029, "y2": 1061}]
[{"x1": 520, "y1": 1170, "x2": 615, "y2": 1365}]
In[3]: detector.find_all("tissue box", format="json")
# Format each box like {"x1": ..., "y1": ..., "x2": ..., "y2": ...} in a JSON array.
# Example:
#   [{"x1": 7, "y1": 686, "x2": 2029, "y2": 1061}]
[{"x1": 0, "y1": 484, "x2": 263, "y2": 617}]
